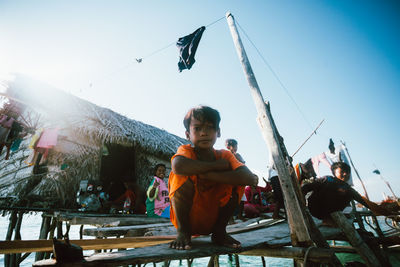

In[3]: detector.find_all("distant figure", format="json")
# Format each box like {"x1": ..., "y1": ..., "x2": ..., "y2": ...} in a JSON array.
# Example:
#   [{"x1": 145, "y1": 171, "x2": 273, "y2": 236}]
[
  {"x1": 267, "y1": 165, "x2": 286, "y2": 219},
  {"x1": 225, "y1": 139, "x2": 245, "y2": 164},
  {"x1": 112, "y1": 176, "x2": 146, "y2": 214},
  {"x1": 168, "y1": 106, "x2": 257, "y2": 250},
  {"x1": 243, "y1": 179, "x2": 272, "y2": 218},
  {"x1": 226, "y1": 138, "x2": 246, "y2": 220},
  {"x1": 302, "y1": 162, "x2": 392, "y2": 226},
  {"x1": 146, "y1": 163, "x2": 170, "y2": 218}
]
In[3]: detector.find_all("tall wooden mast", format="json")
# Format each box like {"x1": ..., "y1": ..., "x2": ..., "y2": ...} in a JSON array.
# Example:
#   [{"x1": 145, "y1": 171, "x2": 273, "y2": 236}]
[{"x1": 225, "y1": 11, "x2": 312, "y2": 245}]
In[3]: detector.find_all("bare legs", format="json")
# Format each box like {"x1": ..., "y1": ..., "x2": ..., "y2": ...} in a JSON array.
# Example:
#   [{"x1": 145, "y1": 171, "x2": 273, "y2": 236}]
[
  {"x1": 170, "y1": 179, "x2": 194, "y2": 250},
  {"x1": 211, "y1": 189, "x2": 241, "y2": 248},
  {"x1": 170, "y1": 181, "x2": 241, "y2": 249}
]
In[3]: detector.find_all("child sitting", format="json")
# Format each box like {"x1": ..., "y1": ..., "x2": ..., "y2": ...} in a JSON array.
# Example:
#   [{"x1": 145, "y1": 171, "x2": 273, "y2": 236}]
[
  {"x1": 302, "y1": 162, "x2": 392, "y2": 225},
  {"x1": 243, "y1": 179, "x2": 272, "y2": 218},
  {"x1": 168, "y1": 106, "x2": 257, "y2": 250},
  {"x1": 146, "y1": 163, "x2": 170, "y2": 218}
]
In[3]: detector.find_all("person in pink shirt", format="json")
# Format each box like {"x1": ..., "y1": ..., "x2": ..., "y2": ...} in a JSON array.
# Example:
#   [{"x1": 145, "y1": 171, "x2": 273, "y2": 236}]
[{"x1": 146, "y1": 164, "x2": 170, "y2": 218}]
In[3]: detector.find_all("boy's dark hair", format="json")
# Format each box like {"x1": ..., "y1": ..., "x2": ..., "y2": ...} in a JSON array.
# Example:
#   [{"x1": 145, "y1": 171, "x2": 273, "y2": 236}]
[
  {"x1": 183, "y1": 105, "x2": 221, "y2": 132},
  {"x1": 225, "y1": 139, "x2": 238, "y2": 147},
  {"x1": 331, "y1": 162, "x2": 351, "y2": 175},
  {"x1": 153, "y1": 163, "x2": 166, "y2": 176}
]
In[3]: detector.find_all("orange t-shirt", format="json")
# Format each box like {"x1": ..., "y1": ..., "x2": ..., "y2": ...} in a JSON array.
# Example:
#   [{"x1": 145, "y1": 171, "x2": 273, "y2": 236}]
[{"x1": 169, "y1": 144, "x2": 245, "y2": 234}]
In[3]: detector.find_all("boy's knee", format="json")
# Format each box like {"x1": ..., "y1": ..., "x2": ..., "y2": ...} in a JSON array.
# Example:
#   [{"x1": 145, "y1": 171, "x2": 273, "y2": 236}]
[{"x1": 173, "y1": 179, "x2": 195, "y2": 203}]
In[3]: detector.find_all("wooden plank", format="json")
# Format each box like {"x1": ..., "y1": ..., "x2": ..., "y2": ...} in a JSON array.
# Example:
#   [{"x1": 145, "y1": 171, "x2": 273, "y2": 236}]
[
  {"x1": 0, "y1": 236, "x2": 176, "y2": 254},
  {"x1": 240, "y1": 247, "x2": 334, "y2": 263},
  {"x1": 2, "y1": 219, "x2": 285, "y2": 254},
  {"x1": 32, "y1": 220, "x2": 344, "y2": 267},
  {"x1": 83, "y1": 222, "x2": 173, "y2": 237},
  {"x1": 51, "y1": 212, "x2": 170, "y2": 226}
]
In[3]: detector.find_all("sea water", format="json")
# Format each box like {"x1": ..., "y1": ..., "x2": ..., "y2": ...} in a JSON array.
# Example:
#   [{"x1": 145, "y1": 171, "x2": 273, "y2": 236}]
[{"x1": 0, "y1": 213, "x2": 293, "y2": 266}]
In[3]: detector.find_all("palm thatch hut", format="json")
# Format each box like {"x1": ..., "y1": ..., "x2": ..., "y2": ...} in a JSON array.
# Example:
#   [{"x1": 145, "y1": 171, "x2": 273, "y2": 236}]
[{"x1": 0, "y1": 73, "x2": 189, "y2": 211}]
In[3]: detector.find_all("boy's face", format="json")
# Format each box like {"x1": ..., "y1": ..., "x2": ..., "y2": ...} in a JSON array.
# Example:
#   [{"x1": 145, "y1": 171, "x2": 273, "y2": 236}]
[
  {"x1": 155, "y1": 166, "x2": 166, "y2": 178},
  {"x1": 186, "y1": 116, "x2": 220, "y2": 149},
  {"x1": 334, "y1": 167, "x2": 350, "y2": 182}
]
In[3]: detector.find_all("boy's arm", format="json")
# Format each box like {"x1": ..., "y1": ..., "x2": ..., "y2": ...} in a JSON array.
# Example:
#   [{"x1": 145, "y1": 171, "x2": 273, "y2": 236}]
[
  {"x1": 352, "y1": 190, "x2": 393, "y2": 216},
  {"x1": 198, "y1": 165, "x2": 258, "y2": 186},
  {"x1": 301, "y1": 181, "x2": 319, "y2": 195},
  {"x1": 172, "y1": 155, "x2": 230, "y2": 175}
]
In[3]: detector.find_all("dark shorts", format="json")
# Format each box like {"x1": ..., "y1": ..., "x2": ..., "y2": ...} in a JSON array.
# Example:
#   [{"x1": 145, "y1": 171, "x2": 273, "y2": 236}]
[{"x1": 270, "y1": 176, "x2": 284, "y2": 205}]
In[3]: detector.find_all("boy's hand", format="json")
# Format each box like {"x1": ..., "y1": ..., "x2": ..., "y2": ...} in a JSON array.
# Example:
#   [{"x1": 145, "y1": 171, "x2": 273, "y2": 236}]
[{"x1": 153, "y1": 180, "x2": 160, "y2": 188}]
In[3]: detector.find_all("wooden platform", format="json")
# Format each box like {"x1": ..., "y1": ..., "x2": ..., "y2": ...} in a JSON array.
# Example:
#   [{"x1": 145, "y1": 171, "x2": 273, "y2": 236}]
[
  {"x1": 49, "y1": 212, "x2": 170, "y2": 226},
  {"x1": 32, "y1": 220, "x2": 343, "y2": 266}
]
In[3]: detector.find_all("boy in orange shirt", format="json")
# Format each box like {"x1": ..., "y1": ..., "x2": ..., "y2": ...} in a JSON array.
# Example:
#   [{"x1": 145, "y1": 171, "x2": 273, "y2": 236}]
[{"x1": 169, "y1": 106, "x2": 258, "y2": 250}]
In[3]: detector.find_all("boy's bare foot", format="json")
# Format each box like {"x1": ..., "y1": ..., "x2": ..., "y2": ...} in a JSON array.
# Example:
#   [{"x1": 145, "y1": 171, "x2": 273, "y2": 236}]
[
  {"x1": 169, "y1": 232, "x2": 192, "y2": 250},
  {"x1": 211, "y1": 232, "x2": 241, "y2": 248}
]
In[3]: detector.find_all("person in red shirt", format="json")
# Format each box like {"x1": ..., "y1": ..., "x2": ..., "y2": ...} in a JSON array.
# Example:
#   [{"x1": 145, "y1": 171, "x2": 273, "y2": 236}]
[{"x1": 244, "y1": 180, "x2": 273, "y2": 218}]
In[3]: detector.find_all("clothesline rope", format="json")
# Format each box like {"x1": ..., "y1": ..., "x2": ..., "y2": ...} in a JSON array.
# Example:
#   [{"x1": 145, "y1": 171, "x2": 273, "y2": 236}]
[
  {"x1": 236, "y1": 20, "x2": 315, "y2": 131},
  {"x1": 85, "y1": 16, "x2": 225, "y2": 91}
]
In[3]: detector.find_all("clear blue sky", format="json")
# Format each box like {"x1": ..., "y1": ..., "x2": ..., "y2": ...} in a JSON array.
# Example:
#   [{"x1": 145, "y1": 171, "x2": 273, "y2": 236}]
[{"x1": 1, "y1": 0, "x2": 399, "y2": 201}]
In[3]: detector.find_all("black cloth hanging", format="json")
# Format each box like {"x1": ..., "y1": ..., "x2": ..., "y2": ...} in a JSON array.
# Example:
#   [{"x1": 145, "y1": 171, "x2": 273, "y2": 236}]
[
  {"x1": 328, "y1": 138, "x2": 335, "y2": 154},
  {"x1": 176, "y1": 26, "x2": 206, "y2": 72}
]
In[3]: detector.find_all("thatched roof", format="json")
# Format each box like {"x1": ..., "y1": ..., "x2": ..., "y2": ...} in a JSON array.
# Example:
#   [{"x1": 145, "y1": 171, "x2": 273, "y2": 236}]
[
  {"x1": 2, "y1": 73, "x2": 189, "y2": 158},
  {"x1": 0, "y1": 73, "x2": 189, "y2": 210}
]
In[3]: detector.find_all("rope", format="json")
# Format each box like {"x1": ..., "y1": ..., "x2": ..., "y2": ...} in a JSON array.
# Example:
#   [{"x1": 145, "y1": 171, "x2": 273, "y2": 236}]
[
  {"x1": 84, "y1": 16, "x2": 225, "y2": 92},
  {"x1": 236, "y1": 21, "x2": 314, "y2": 131},
  {"x1": 303, "y1": 246, "x2": 316, "y2": 267}
]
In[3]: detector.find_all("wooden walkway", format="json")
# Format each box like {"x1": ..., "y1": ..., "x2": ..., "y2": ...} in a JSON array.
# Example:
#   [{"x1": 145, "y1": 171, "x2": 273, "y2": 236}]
[{"x1": 32, "y1": 220, "x2": 343, "y2": 266}]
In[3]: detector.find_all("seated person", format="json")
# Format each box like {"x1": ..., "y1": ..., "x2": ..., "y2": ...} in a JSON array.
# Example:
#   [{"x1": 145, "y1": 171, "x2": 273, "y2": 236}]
[
  {"x1": 302, "y1": 162, "x2": 392, "y2": 225},
  {"x1": 146, "y1": 163, "x2": 170, "y2": 218},
  {"x1": 244, "y1": 180, "x2": 272, "y2": 218},
  {"x1": 225, "y1": 138, "x2": 246, "y2": 220},
  {"x1": 169, "y1": 106, "x2": 257, "y2": 250},
  {"x1": 268, "y1": 165, "x2": 286, "y2": 219},
  {"x1": 111, "y1": 177, "x2": 146, "y2": 214}
]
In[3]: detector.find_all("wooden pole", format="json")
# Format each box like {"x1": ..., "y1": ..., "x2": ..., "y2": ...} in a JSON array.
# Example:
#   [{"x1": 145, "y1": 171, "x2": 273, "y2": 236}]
[
  {"x1": 330, "y1": 211, "x2": 381, "y2": 267},
  {"x1": 226, "y1": 12, "x2": 313, "y2": 244},
  {"x1": 340, "y1": 141, "x2": 369, "y2": 199}
]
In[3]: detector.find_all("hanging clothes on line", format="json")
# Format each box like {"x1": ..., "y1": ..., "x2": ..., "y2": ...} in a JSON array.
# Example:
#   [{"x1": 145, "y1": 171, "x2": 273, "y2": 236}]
[
  {"x1": 325, "y1": 143, "x2": 353, "y2": 186},
  {"x1": 311, "y1": 152, "x2": 331, "y2": 178},
  {"x1": 35, "y1": 128, "x2": 59, "y2": 159},
  {"x1": 176, "y1": 26, "x2": 206, "y2": 72}
]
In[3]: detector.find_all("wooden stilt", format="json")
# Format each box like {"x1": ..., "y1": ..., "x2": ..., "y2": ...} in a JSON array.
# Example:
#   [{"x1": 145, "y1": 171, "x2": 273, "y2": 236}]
[
  {"x1": 234, "y1": 254, "x2": 240, "y2": 267},
  {"x1": 79, "y1": 225, "x2": 84, "y2": 240},
  {"x1": 261, "y1": 256, "x2": 266, "y2": 267},
  {"x1": 14, "y1": 211, "x2": 24, "y2": 266},
  {"x1": 35, "y1": 214, "x2": 51, "y2": 261},
  {"x1": 330, "y1": 211, "x2": 381, "y2": 267},
  {"x1": 5, "y1": 211, "x2": 17, "y2": 267},
  {"x1": 56, "y1": 220, "x2": 63, "y2": 239}
]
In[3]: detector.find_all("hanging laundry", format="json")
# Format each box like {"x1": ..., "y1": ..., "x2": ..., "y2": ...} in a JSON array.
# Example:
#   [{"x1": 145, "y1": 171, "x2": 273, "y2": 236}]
[
  {"x1": 10, "y1": 138, "x2": 23, "y2": 151},
  {"x1": 325, "y1": 144, "x2": 353, "y2": 186},
  {"x1": 29, "y1": 129, "x2": 43, "y2": 149},
  {"x1": 328, "y1": 138, "x2": 335, "y2": 154},
  {"x1": 311, "y1": 152, "x2": 331, "y2": 178},
  {"x1": 0, "y1": 115, "x2": 14, "y2": 128},
  {"x1": 35, "y1": 128, "x2": 59, "y2": 160},
  {"x1": 176, "y1": 26, "x2": 206, "y2": 72},
  {"x1": 36, "y1": 128, "x2": 59, "y2": 148}
]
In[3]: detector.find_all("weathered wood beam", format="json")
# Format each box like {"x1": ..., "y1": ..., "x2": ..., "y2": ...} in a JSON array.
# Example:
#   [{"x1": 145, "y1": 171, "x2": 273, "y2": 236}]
[
  {"x1": 330, "y1": 211, "x2": 381, "y2": 267},
  {"x1": 240, "y1": 247, "x2": 334, "y2": 263},
  {"x1": 0, "y1": 236, "x2": 175, "y2": 254}
]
